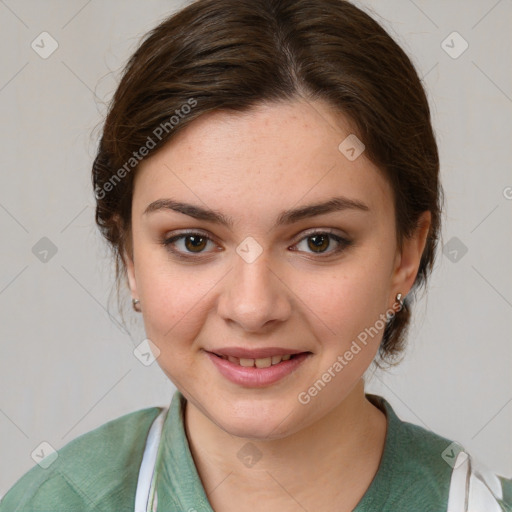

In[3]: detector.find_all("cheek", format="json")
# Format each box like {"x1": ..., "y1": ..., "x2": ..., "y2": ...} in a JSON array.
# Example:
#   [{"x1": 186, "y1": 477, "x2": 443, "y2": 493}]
[
  {"x1": 299, "y1": 258, "x2": 391, "y2": 346},
  {"x1": 134, "y1": 247, "x2": 218, "y2": 349}
]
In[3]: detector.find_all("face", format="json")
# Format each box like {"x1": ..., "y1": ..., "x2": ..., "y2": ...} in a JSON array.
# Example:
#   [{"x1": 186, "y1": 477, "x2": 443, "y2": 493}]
[{"x1": 125, "y1": 99, "x2": 429, "y2": 439}]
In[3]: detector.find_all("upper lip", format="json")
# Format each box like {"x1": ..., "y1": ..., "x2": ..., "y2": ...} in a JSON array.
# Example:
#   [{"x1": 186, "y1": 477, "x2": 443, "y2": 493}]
[{"x1": 206, "y1": 347, "x2": 309, "y2": 359}]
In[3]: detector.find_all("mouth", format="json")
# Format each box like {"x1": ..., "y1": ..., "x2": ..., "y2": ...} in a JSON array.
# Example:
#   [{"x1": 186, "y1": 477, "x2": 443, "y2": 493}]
[
  {"x1": 204, "y1": 349, "x2": 312, "y2": 388},
  {"x1": 209, "y1": 352, "x2": 305, "y2": 368}
]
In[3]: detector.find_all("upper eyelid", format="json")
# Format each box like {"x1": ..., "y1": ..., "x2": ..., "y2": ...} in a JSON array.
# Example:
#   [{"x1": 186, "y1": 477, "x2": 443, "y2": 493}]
[
  {"x1": 292, "y1": 227, "x2": 344, "y2": 239},
  {"x1": 164, "y1": 228, "x2": 217, "y2": 241}
]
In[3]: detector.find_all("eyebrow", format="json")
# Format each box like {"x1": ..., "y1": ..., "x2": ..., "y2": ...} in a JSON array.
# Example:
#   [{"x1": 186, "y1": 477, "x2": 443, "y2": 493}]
[{"x1": 143, "y1": 196, "x2": 370, "y2": 227}]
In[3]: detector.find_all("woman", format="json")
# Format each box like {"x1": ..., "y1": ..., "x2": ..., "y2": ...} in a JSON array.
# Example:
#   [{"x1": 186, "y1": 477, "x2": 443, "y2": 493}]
[{"x1": 1, "y1": 0, "x2": 510, "y2": 510}]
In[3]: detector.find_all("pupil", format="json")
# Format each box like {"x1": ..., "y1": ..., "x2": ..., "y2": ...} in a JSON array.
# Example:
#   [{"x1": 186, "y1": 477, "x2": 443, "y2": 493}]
[
  {"x1": 308, "y1": 234, "x2": 329, "y2": 252},
  {"x1": 185, "y1": 236, "x2": 206, "y2": 252}
]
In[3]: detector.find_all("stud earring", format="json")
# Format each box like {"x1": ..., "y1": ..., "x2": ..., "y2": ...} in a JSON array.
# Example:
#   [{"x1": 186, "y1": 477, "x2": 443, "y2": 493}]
[
  {"x1": 132, "y1": 298, "x2": 142, "y2": 312},
  {"x1": 396, "y1": 293, "x2": 404, "y2": 309}
]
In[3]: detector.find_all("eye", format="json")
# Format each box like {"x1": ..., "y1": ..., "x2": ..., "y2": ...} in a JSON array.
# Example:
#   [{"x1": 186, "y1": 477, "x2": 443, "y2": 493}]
[
  {"x1": 161, "y1": 229, "x2": 352, "y2": 260},
  {"x1": 291, "y1": 230, "x2": 352, "y2": 256},
  {"x1": 162, "y1": 231, "x2": 219, "y2": 257}
]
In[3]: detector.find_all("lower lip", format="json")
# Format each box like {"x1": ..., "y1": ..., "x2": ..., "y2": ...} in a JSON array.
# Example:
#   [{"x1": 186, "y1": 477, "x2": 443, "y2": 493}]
[{"x1": 205, "y1": 351, "x2": 311, "y2": 388}]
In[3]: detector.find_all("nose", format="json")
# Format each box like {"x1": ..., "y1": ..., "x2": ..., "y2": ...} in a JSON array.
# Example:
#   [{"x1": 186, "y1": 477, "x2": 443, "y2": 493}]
[{"x1": 217, "y1": 249, "x2": 292, "y2": 333}]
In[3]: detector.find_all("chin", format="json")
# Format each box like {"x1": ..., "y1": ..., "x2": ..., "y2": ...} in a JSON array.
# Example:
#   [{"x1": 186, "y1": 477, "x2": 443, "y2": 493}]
[
  {"x1": 218, "y1": 416, "x2": 294, "y2": 441},
  {"x1": 210, "y1": 397, "x2": 304, "y2": 440}
]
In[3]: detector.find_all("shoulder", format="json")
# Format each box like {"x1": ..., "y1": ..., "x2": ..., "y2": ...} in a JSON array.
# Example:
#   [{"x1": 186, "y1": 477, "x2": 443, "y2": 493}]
[
  {"x1": 369, "y1": 394, "x2": 456, "y2": 477},
  {"x1": 367, "y1": 394, "x2": 512, "y2": 511},
  {"x1": 0, "y1": 406, "x2": 162, "y2": 512},
  {"x1": 387, "y1": 405, "x2": 456, "y2": 508},
  {"x1": 365, "y1": 394, "x2": 462, "y2": 510}
]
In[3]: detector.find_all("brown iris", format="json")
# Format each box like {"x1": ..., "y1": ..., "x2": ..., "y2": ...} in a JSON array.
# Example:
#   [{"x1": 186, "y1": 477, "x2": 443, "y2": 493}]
[
  {"x1": 307, "y1": 234, "x2": 330, "y2": 253},
  {"x1": 184, "y1": 235, "x2": 208, "y2": 252}
]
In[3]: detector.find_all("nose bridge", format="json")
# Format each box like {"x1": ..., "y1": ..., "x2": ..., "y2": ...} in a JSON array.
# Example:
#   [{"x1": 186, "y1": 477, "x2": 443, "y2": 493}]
[{"x1": 218, "y1": 244, "x2": 291, "y2": 331}]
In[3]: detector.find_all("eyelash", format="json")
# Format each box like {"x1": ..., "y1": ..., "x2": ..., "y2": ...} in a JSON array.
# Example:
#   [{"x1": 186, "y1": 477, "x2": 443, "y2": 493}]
[{"x1": 161, "y1": 229, "x2": 353, "y2": 260}]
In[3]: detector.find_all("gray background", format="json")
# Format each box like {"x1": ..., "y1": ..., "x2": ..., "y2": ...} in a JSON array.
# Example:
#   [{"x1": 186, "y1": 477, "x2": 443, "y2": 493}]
[{"x1": 1, "y1": 0, "x2": 511, "y2": 496}]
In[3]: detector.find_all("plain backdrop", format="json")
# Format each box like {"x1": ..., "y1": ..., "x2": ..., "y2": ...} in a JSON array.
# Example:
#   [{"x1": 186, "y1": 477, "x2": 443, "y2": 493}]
[{"x1": 1, "y1": 0, "x2": 511, "y2": 497}]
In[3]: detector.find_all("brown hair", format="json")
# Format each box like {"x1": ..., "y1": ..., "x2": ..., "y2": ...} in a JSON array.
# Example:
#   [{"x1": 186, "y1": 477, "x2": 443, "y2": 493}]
[{"x1": 92, "y1": 0, "x2": 442, "y2": 366}]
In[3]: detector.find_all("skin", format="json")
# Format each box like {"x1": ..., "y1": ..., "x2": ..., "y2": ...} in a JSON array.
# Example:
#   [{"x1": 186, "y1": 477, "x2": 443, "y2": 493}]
[{"x1": 124, "y1": 99, "x2": 431, "y2": 511}]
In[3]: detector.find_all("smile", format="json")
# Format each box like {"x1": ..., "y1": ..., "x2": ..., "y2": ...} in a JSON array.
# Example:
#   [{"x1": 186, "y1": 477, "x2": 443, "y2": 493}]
[
  {"x1": 205, "y1": 350, "x2": 311, "y2": 388},
  {"x1": 213, "y1": 353, "x2": 294, "y2": 367}
]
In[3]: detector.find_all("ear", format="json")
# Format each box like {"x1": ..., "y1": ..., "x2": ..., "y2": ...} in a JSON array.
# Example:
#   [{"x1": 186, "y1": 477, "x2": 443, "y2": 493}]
[
  {"x1": 123, "y1": 244, "x2": 139, "y2": 300},
  {"x1": 390, "y1": 211, "x2": 431, "y2": 300}
]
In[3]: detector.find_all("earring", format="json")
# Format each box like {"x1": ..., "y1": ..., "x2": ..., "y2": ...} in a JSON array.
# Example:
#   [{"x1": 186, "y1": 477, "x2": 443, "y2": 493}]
[
  {"x1": 395, "y1": 293, "x2": 404, "y2": 309},
  {"x1": 132, "y1": 298, "x2": 142, "y2": 312}
]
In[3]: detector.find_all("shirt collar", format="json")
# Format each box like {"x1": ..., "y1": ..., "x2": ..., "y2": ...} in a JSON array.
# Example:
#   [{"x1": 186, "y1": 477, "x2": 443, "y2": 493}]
[
  {"x1": 153, "y1": 390, "x2": 400, "y2": 511},
  {"x1": 153, "y1": 390, "x2": 213, "y2": 511}
]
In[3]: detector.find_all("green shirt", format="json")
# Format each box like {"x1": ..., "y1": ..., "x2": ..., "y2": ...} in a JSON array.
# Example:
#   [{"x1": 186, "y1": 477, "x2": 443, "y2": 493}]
[{"x1": 1, "y1": 390, "x2": 510, "y2": 511}]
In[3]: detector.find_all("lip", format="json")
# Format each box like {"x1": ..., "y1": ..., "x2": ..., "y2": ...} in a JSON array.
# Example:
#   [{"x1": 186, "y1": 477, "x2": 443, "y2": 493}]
[
  {"x1": 205, "y1": 349, "x2": 311, "y2": 388},
  {"x1": 207, "y1": 346, "x2": 307, "y2": 359}
]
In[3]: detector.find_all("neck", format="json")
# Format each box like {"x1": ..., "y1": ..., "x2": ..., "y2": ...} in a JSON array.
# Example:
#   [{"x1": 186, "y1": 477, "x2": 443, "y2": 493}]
[{"x1": 184, "y1": 380, "x2": 387, "y2": 512}]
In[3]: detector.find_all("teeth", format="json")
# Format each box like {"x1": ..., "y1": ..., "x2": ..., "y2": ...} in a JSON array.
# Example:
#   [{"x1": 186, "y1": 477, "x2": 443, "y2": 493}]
[
  {"x1": 255, "y1": 357, "x2": 272, "y2": 368},
  {"x1": 219, "y1": 354, "x2": 297, "y2": 367}
]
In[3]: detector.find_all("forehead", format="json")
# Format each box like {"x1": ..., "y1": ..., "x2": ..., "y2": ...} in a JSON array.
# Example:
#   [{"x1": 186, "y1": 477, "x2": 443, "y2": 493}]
[{"x1": 133, "y1": 99, "x2": 393, "y2": 223}]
